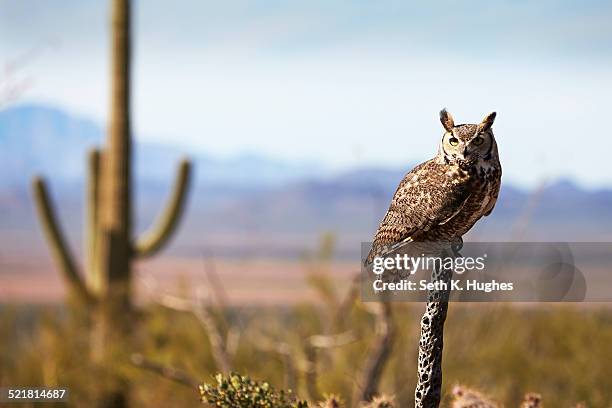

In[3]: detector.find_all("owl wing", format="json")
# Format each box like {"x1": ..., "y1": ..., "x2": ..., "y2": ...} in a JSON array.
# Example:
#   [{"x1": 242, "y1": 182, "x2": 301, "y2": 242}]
[
  {"x1": 483, "y1": 175, "x2": 501, "y2": 216},
  {"x1": 483, "y1": 193, "x2": 497, "y2": 216},
  {"x1": 366, "y1": 160, "x2": 471, "y2": 264}
]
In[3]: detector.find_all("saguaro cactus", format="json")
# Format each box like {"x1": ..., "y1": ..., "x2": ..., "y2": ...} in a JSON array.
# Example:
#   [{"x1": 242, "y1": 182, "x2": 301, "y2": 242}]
[{"x1": 32, "y1": 0, "x2": 192, "y2": 405}]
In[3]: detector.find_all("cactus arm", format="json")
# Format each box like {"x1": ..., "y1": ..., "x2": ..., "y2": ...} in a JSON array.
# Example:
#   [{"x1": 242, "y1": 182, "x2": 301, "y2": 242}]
[
  {"x1": 86, "y1": 149, "x2": 102, "y2": 293},
  {"x1": 133, "y1": 158, "x2": 192, "y2": 258},
  {"x1": 32, "y1": 177, "x2": 94, "y2": 304}
]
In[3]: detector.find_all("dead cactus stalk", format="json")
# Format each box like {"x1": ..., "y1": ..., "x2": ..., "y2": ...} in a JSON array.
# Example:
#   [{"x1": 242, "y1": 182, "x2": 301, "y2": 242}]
[{"x1": 414, "y1": 250, "x2": 454, "y2": 408}]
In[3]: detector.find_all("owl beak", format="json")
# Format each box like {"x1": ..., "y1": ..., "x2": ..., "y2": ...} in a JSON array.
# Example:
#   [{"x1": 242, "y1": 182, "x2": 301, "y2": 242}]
[{"x1": 462, "y1": 147, "x2": 469, "y2": 158}]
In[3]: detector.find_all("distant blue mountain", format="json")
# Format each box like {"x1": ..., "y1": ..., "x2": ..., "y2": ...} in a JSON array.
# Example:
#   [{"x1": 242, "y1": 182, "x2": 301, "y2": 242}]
[
  {"x1": 1, "y1": 104, "x2": 611, "y2": 260},
  {"x1": 0, "y1": 105, "x2": 102, "y2": 185},
  {"x1": 0, "y1": 104, "x2": 326, "y2": 188}
]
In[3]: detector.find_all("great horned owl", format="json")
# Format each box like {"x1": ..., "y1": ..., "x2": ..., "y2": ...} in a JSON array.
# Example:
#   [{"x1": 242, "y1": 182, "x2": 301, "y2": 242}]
[{"x1": 366, "y1": 109, "x2": 502, "y2": 264}]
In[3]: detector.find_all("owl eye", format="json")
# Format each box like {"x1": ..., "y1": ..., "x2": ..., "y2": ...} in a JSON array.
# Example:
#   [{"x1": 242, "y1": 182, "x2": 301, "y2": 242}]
[
  {"x1": 472, "y1": 136, "x2": 485, "y2": 146},
  {"x1": 448, "y1": 137, "x2": 459, "y2": 146}
]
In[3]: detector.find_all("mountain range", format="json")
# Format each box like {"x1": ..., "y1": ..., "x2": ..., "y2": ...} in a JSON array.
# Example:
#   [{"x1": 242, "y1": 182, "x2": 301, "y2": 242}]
[
  {"x1": 0, "y1": 105, "x2": 326, "y2": 189},
  {"x1": 1, "y1": 104, "x2": 611, "y2": 262}
]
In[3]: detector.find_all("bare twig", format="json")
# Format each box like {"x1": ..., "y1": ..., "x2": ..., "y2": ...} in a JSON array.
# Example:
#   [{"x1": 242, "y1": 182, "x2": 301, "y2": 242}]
[
  {"x1": 154, "y1": 292, "x2": 192, "y2": 311},
  {"x1": 250, "y1": 329, "x2": 357, "y2": 400},
  {"x1": 0, "y1": 41, "x2": 57, "y2": 108},
  {"x1": 308, "y1": 331, "x2": 356, "y2": 349},
  {"x1": 306, "y1": 330, "x2": 357, "y2": 401},
  {"x1": 203, "y1": 254, "x2": 229, "y2": 312},
  {"x1": 141, "y1": 277, "x2": 233, "y2": 373},
  {"x1": 249, "y1": 331, "x2": 298, "y2": 391},
  {"x1": 225, "y1": 325, "x2": 241, "y2": 359},
  {"x1": 193, "y1": 287, "x2": 233, "y2": 373},
  {"x1": 303, "y1": 341, "x2": 320, "y2": 402},
  {"x1": 333, "y1": 274, "x2": 360, "y2": 329},
  {"x1": 130, "y1": 353, "x2": 199, "y2": 388},
  {"x1": 354, "y1": 299, "x2": 394, "y2": 403}
]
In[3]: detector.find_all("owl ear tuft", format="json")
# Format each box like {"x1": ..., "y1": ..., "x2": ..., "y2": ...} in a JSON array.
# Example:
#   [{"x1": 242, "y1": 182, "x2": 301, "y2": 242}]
[
  {"x1": 439, "y1": 109, "x2": 455, "y2": 132},
  {"x1": 478, "y1": 112, "x2": 497, "y2": 132}
]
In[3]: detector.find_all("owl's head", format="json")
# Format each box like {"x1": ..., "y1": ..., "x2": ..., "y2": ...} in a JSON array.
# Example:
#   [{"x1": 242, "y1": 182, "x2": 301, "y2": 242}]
[{"x1": 436, "y1": 109, "x2": 498, "y2": 166}]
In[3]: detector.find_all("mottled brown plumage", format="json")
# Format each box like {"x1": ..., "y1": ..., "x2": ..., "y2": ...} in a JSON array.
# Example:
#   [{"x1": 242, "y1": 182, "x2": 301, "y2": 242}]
[{"x1": 366, "y1": 109, "x2": 502, "y2": 264}]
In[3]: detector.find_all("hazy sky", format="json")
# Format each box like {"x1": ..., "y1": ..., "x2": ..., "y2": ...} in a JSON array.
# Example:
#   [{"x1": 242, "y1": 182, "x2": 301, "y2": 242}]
[{"x1": 2, "y1": 0, "x2": 612, "y2": 188}]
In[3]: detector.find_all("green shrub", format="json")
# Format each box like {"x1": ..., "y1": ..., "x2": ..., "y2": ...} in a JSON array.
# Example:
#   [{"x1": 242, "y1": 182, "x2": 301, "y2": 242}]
[{"x1": 199, "y1": 373, "x2": 308, "y2": 408}]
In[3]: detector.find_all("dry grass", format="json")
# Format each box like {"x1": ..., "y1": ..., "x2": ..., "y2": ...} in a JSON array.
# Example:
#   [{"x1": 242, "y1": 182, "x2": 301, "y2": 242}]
[{"x1": 1, "y1": 301, "x2": 611, "y2": 407}]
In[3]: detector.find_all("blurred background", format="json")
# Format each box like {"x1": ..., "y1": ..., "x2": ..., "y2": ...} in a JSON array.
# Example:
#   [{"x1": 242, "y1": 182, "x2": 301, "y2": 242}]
[{"x1": 1, "y1": 0, "x2": 612, "y2": 407}]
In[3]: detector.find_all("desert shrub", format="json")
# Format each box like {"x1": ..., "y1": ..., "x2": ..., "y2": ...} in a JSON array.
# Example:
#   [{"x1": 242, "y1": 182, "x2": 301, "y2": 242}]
[{"x1": 199, "y1": 373, "x2": 307, "y2": 407}]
